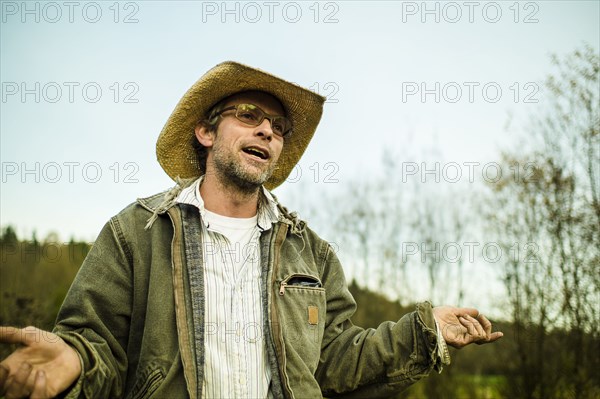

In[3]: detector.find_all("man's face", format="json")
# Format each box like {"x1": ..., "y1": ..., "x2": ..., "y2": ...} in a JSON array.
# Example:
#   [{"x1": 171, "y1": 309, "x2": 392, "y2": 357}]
[{"x1": 199, "y1": 91, "x2": 286, "y2": 192}]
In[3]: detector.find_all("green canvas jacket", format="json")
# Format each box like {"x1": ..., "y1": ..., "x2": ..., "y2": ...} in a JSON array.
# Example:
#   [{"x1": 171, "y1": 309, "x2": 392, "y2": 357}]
[{"x1": 53, "y1": 186, "x2": 443, "y2": 398}]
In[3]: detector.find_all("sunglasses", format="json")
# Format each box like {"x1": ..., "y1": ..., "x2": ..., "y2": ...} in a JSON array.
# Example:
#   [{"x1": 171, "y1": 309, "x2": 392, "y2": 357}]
[{"x1": 216, "y1": 103, "x2": 293, "y2": 138}]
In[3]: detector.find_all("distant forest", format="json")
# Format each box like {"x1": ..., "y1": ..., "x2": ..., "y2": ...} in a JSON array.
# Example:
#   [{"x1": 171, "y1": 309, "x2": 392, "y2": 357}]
[{"x1": 1, "y1": 225, "x2": 597, "y2": 398}]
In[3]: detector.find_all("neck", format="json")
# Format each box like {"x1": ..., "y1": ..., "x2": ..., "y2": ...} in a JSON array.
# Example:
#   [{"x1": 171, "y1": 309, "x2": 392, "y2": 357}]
[{"x1": 199, "y1": 173, "x2": 260, "y2": 218}]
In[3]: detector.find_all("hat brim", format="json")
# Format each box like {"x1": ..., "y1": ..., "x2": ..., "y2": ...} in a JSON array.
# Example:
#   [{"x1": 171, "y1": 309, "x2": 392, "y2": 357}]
[{"x1": 156, "y1": 61, "x2": 326, "y2": 190}]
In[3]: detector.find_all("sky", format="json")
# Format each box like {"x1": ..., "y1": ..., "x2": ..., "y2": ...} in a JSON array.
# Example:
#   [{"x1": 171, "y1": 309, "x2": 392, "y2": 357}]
[{"x1": 1, "y1": 1, "x2": 599, "y2": 311}]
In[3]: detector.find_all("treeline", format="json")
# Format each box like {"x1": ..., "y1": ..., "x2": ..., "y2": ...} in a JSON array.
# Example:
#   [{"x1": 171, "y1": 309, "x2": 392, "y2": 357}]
[
  {"x1": 486, "y1": 45, "x2": 600, "y2": 399},
  {"x1": 1, "y1": 227, "x2": 598, "y2": 398},
  {"x1": 349, "y1": 280, "x2": 599, "y2": 399},
  {"x1": 0, "y1": 226, "x2": 90, "y2": 333}
]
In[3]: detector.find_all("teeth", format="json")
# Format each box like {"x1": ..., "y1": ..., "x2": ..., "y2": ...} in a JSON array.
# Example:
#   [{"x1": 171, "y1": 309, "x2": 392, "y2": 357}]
[{"x1": 244, "y1": 148, "x2": 267, "y2": 159}]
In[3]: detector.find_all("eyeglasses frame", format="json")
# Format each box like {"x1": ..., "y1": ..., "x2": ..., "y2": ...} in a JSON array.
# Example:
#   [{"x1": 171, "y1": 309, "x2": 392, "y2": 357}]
[{"x1": 215, "y1": 104, "x2": 293, "y2": 138}]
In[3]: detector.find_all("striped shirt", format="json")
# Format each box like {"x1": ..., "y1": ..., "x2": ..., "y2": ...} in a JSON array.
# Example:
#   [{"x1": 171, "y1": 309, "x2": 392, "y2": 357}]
[{"x1": 176, "y1": 177, "x2": 279, "y2": 398}]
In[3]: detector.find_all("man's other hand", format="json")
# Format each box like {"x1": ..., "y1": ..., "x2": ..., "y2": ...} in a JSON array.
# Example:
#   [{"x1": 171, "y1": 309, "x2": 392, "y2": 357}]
[
  {"x1": 0, "y1": 326, "x2": 81, "y2": 399},
  {"x1": 433, "y1": 306, "x2": 503, "y2": 349}
]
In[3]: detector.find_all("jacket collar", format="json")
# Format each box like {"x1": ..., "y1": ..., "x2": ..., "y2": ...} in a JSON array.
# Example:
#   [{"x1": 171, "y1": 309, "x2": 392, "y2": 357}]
[
  {"x1": 137, "y1": 177, "x2": 305, "y2": 234},
  {"x1": 174, "y1": 176, "x2": 280, "y2": 232}
]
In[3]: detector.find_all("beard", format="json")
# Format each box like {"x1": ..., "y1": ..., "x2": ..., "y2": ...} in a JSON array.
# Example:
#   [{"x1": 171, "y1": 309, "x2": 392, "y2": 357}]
[{"x1": 210, "y1": 139, "x2": 277, "y2": 194}]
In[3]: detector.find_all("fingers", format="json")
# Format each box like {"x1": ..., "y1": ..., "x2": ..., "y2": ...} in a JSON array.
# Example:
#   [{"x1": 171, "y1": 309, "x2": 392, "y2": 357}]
[
  {"x1": 436, "y1": 306, "x2": 503, "y2": 348},
  {"x1": 0, "y1": 327, "x2": 24, "y2": 345},
  {"x1": 460, "y1": 315, "x2": 486, "y2": 340},
  {"x1": 30, "y1": 370, "x2": 48, "y2": 399},
  {"x1": 0, "y1": 364, "x2": 8, "y2": 395},
  {"x1": 489, "y1": 331, "x2": 504, "y2": 340},
  {"x1": 2, "y1": 368, "x2": 48, "y2": 399},
  {"x1": 0, "y1": 326, "x2": 40, "y2": 346},
  {"x1": 459, "y1": 316, "x2": 483, "y2": 344},
  {"x1": 0, "y1": 363, "x2": 8, "y2": 380},
  {"x1": 4, "y1": 362, "x2": 35, "y2": 399},
  {"x1": 456, "y1": 308, "x2": 480, "y2": 318},
  {"x1": 475, "y1": 314, "x2": 504, "y2": 343},
  {"x1": 458, "y1": 313, "x2": 505, "y2": 346},
  {"x1": 477, "y1": 313, "x2": 494, "y2": 335}
]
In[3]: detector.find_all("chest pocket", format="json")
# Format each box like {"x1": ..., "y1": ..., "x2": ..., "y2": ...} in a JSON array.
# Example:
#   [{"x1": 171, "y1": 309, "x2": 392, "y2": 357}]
[
  {"x1": 279, "y1": 273, "x2": 323, "y2": 294},
  {"x1": 277, "y1": 273, "x2": 326, "y2": 373}
]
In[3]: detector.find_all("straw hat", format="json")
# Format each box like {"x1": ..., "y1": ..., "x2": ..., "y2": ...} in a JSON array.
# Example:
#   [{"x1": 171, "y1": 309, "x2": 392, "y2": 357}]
[{"x1": 156, "y1": 61, "x2": 326, "y2": 190}]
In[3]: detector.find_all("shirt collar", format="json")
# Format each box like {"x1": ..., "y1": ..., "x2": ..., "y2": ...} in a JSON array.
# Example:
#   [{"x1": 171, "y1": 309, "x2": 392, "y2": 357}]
[{"x1": 175, "y1": 175, "x2": 280, "y2": 231}]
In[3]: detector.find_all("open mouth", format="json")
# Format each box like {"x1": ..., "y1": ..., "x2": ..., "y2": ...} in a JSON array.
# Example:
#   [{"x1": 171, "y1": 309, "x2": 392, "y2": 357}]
[{"x1": 242, "y1": 146, "x2": 269, "y2": 160}]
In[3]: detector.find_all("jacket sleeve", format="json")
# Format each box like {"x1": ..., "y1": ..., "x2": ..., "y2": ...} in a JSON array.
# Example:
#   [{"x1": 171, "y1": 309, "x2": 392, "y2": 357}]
[
  {"x1": 52, "y1": 217, "x2": 132, "y2": 398},
  {"x1": 315, "y1": 243, "x2": 443, "y2": 398}
]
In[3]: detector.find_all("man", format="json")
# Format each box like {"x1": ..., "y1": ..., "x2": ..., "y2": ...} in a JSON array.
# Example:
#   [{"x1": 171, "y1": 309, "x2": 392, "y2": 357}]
[{"x1": 0, "y1": 61, "x2": 502, "y2": 398}]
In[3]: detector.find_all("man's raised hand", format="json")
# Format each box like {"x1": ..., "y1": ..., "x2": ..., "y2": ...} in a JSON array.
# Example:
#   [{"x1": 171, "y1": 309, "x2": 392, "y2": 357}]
[
  {"x1": 433, "y1": 306, "x2": 503, "y2": 349},
  {"x1": 0, "y1": 326, "x2": 81, "y2": 399}
]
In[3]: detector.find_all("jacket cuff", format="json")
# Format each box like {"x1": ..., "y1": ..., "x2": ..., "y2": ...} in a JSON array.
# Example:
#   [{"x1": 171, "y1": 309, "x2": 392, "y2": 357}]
[
  {"x1": 434, "y1": 318, "x2": 452, "y2": 370},
  {"x1": 53, "y1": 330, "x2": 112, "y2": 398},
  {"x1": 415, "y1": 302, "x2": 447, "y2": 373}
]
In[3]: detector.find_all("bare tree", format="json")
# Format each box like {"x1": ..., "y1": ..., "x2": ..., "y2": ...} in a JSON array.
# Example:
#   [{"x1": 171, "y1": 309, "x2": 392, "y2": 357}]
[{"x1": 488, "y1": 44, "x2": 599, "y2": 399}]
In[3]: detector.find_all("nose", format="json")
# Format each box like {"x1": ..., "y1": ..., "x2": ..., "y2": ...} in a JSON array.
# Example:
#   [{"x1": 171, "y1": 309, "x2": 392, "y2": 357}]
[{"x1": 255, "y1": 118, "x2": 274, "y2": 141}]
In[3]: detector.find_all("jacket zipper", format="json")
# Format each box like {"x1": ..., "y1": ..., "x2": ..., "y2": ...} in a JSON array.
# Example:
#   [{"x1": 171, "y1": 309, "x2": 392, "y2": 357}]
[
  {"x1": 279, "y1": 282, "x2": 288, "y2": 295},
  {"x1": 269, "y1": 223, "x2": 295, "y2": 399}
]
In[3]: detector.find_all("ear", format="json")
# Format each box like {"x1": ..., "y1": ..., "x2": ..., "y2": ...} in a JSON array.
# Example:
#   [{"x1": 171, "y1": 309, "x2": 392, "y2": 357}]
[{"x1": 195, "y1": 124, "x2": 214, "y2": 148}]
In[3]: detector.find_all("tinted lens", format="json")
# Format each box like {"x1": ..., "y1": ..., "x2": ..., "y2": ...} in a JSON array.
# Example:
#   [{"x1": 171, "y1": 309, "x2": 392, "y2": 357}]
[
  {"x1": 234, "y1": 104, "x2": 292, "y2": 137},
  {"x1": 271, "y1": 116, "x2": 292, "y2": 137},
  {"x1": 235, "y1": 104, "x2": 262, "y2": 125}
]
